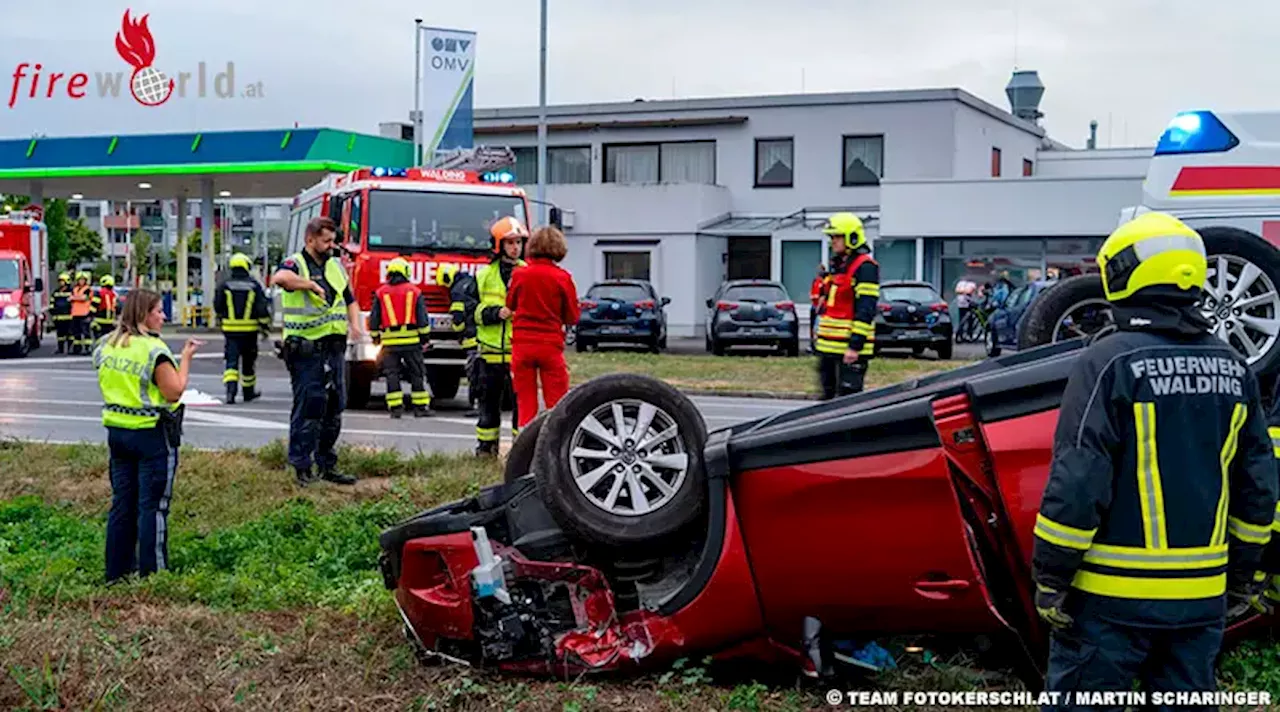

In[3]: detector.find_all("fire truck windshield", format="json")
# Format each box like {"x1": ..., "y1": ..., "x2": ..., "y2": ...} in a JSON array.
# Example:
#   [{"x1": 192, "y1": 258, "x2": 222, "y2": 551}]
[
  {"x1": 0, "y1": 260, "x2": 19, "y2": 290},
  {"x1": 365, "y1": 189, "x2": 528, "y2": 253}
]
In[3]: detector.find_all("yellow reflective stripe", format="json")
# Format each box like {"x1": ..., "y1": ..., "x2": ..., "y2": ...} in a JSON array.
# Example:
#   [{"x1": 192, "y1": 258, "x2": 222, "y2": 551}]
[
  {"x1": 1273, "y1": 500, "x2": 1280, "y2": 533},
  {"x1": 1227, "y1": 516, "x2": 1272, "y2": 545},
  {"x1": 1072, "y1": 571, "x2": 1225, "y2": 599},
  {"x1": 386, "y1": 391, "x2": 404, "y2": 407},
  {"x1": 222, "y1": 369, "x2": 239, "y2": 383},
  {"x1": 411, "y1": 391, "x2": 431, "y2": 405},
  {"x1": 1134, "y1": 402, "x2": 1168, "y2": 549},
  {"x1": 1214, "y1": 403, "x2": 1248, "y2": 545},
  {"x1": 854, "y1": 284, "x2": 880, "y2": 297},
  {"x1": 1270, "y1": 426, "x2": 1280, "y2": 458},
  {"x1": 1034, "y1": 513, "x2": 1096, "y2": 551},
  {"x1": 476, "y1": 426, "x2": 500, "y2": 441},
  {"x1": 851, "y1": 321, "x2": 874, "y2": 335},
  {"x1": 1082, "y1": 545, "x2": 1228, "y2": 570}
]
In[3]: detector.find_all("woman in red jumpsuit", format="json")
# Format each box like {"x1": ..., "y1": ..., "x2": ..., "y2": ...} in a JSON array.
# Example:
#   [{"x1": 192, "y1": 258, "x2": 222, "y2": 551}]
[{"x1": 507, "y1": 226, "x2": 579, "y2": 428}]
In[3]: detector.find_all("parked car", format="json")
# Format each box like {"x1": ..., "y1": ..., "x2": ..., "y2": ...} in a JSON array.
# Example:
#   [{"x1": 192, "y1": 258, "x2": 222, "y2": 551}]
[
  {"x1": 875, "y1": 281, "x2": 953, "y2": 359},
  {"x1": 984, "y1": 281, "x2": 1058, "y2": 358},
  {"x1": 704, "y1": 280, "x2": 800, "y2": 356},
  {"x1": 575, "y1": 280, "x2": 670, "y2": 353},
  {"x1": 379, "y1": 340, "x2": 1277, "y2": 682}
]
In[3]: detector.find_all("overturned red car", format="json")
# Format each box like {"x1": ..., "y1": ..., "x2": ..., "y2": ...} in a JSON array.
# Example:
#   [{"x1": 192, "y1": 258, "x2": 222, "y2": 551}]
[{"x1": 377, "y1": 339, "x2": 1275, "y2": 680}]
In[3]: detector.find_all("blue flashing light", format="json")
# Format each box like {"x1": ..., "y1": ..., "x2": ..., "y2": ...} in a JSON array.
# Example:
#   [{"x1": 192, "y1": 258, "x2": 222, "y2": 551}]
[
  {"x1": 369, "y1": 167, "x2": 408, "y2": 177},
  {"x1": 481, "y1": 170, "x2": 515, "y2": 184},
  {"x1": 1154, "y1": 111, "x2": 1239, "y2": 156}
]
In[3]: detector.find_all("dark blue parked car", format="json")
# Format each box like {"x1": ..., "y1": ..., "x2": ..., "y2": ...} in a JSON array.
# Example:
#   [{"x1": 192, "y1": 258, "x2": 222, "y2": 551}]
[
  {"x1": 575, "y1": 280, "x2": 670, "y2": 353},
  {"x1": 984, "y1": 280, "x2": 1055, "y2": 357},
  {"x1": 704, "y1": 280, "x2": 801, "y2": 357}
]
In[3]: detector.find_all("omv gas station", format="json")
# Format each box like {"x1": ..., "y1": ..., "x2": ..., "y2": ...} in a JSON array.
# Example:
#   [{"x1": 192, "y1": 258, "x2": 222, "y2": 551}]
[{"x1": 0, "y1": 127, "x2": 415, "y2": 318}]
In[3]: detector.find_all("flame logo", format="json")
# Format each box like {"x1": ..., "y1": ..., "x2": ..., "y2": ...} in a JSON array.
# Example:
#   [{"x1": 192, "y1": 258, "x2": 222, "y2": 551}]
[{"x1": 115, "y1": 10, "x2": 174, "y2": 107}]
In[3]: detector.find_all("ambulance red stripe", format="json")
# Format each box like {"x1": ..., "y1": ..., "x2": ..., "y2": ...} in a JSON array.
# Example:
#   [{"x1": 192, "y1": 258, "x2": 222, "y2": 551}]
[{"x1": 1170, "y1": 166, "x2": 1280, "y2": 192}]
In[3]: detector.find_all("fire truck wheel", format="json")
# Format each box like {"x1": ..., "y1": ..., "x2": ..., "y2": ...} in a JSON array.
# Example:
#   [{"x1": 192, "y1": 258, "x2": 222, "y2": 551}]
[
  {"x1": 346, "y1": 362, "x2": 374, "y2": 410},
  {"x1": 427, "y1": 368, "x2": 462, "y2": 402}
]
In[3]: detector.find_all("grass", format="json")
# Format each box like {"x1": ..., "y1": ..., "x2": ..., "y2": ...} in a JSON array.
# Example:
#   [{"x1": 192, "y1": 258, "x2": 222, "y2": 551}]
[
  {"x1": 4, "y1": 434, "x2": 1279, "y2": 709},
  {"x1": 566, "y1": 351, "x2": 965, "y2": 397}
]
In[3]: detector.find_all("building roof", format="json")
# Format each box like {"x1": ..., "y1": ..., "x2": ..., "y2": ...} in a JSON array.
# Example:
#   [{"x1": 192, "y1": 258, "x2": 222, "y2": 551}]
[
  {"x1": 474, "y1": 87, "x2": 1046, "y2": 138},
  {"x1": 0, "y1": 128, "x2": 414, "y2": 200}
]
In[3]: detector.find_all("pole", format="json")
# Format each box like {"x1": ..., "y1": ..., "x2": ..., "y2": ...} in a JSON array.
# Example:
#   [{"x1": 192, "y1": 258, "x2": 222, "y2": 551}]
[
  {"x1": 414, "y1": 18, "x2": 423, "y2": 166},
  {"x1": 537, "y1": 0, "x2": 548, "y2": 225}
]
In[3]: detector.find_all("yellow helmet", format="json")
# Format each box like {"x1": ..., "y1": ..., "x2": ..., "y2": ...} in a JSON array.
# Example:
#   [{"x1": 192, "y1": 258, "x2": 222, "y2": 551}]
[
  {"x1": 58, "y1": 272, "x2": 70, "y2": 282},
  {"x1": 99, "y1": 275, "x2": 114, "y2": 287},
  {"x1": 75, "y1": 271, "x2": 90, "y2": 281},
  {"x1": 821, "y1": 212, "x2": 867, "y2": 250},
  {"x1": 436, "y1": 263, "x2": 459, "y2": 287},
  {"x1": 1097, "y1": 211, "x2": 1206, "y2": 303},
  {"x1": 229, "y1": 253, "x2": 251, "y2": 271},
  {"x1": 386, "y1": 257, "x2": 410, "y2": 279}
]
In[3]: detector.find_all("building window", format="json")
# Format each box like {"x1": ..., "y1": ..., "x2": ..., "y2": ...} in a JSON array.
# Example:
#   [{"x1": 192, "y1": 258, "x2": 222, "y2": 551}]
[
  {"x1": 842, "y1": 135, "x2": 884, "y2": 186},
  {"x1": 84, "y1": 204, "x2": 101, "y2": 218},
  {"x1": 755, "y1": 138, "x2": 794, "y2": 187},
  {"x1": 604, "y1": 142, "x2": 715, "y2": 184},
  {"x1": 991, "y1": 147, "x2": 1002, "y2": 177},
  {"x1": 604, "y1": 251, "x2": 651, "y2": 281},
  {"x1": 1022, "y1": 158, "x2": 1034, "y2": 177},
  {"x1": 512, "y1": 146, "x2": 538, "y2": 185},
  {"x1": 511, "y1": 146, "x2": 593, "y2": 185}
]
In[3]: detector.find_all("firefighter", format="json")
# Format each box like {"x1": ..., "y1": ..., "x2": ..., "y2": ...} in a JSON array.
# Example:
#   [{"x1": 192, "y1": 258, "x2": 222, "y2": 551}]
[
  {"x1": 808, "y1": 263, "x2": 828, "y2": 354},
  {"x1": 438, "y1": 263, "x2": 481, "y2": 417},
  {"x1": 92, "y1": 274, "x2": 120, "y2": 342},
  {"x1": 473, "y1": 216, "x2": 527, "y2": 457},
  {"x1": 270, "y1": 217, "x2": 363, "y2": 487},
  {"x1": 51, "y1": 272, "x2": 72, "y2": 354},
  {"x1": 1032, "y1": 212, "x2": 1277, "y2": 706},
  {"x1": 814, "y1": 212, "x2": 878, "y2": 399},
  {"x1": 70, "y1": 271, "x2": 94, "y2": 355},
  {"x1": 214, "y1": 253, "x2": 271, "y2": 404},
  {"x1": 370, "y1": 257, "x2": 433, "y2": 418},
  {"x1": 1263, "y1": 389, "x2": 1280, "y2": 605}
]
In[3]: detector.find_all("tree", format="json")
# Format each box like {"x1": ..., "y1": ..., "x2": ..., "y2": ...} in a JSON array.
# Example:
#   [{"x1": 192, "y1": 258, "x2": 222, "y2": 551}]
[
  {"x1": 0, "y1": 194, "x2": 29, "y2": 213},
  {"x1": 130, "y1": 229, "x2": 152, "y2": 284},
  {"x1": 66, "y1": 218, "x2": 103, "y2": 267},
  {"x1": 187, "y1": 228, "x2": 222, "y2": 255},
  {"x1": 44, "y1": 198, "x2": 69, "y2": 264}
]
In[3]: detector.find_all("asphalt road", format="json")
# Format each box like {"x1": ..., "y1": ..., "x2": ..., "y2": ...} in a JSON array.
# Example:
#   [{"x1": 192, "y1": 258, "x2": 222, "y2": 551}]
[{"x1": 0, "y1": 334, "x2": 809, "y2": 455}]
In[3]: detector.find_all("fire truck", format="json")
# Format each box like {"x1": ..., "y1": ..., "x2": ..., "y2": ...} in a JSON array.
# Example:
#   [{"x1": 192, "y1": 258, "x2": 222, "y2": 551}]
[
  {"x1": 281, "y1": 147, "x2": 561, "y2": 408},
  {"x1": 1020, "y1": 109, "x2": 1280, "y2": 383},
  {"x1": 0, "y1": 209, "x2": 47, "y2": 358}
]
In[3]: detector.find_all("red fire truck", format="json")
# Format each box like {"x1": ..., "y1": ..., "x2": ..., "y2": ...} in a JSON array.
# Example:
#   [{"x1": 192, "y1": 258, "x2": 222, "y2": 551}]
[
  {"x1": 281, "y1": 148, "x2": 560, "y2": 408},
  {"x1": 0, "y1": 209, "x2": 47, "y2": 358}
]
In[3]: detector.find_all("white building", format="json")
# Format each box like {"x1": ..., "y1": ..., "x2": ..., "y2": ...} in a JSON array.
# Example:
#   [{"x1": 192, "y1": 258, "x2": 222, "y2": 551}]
[{"x1": 397, "y1": 73, "x2": 1155, "y2": 338}]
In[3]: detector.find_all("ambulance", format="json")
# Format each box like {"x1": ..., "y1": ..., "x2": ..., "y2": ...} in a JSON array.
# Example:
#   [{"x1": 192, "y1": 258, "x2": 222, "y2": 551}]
[
  {"x1": 281, "y1": 148, "x2": 561, "y2": 408},
  {"x1": 1020, "y1": 109, "x2": 1280, "y2": 381},
  {"x1": 0, "y1": 209, "x2": 47, "y2": 358}
]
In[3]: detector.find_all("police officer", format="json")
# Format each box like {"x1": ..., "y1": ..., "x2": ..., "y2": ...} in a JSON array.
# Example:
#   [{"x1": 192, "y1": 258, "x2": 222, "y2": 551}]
[
  {"x1": 438, "y1": 263, "x2": 481, "y2": 417},
  {"x1": 814, "y1": 212, "x2": 879, "y2": 399},
  {"x1": 51, "y1": 272, "x2": 72, "y2": 354},
  {"x1": 270, "y1": 217, "x2": 364, "y2": 487},
  {"x1": 214, "y1": 253, "x2": 271, "y2": 404},
  {"x1": 370, "y1": 257, "x2": 432, "y2": 418},
  {"x1": 1033, "y1": 212, "x2": 1277, "y2": 706},
  {"x1": 94, "y1": 288, "x2": 202, "y2": 583},
  {"x1": 70, "y1": 271, "x2": 94, "y2": 354},
  {"x1": 474, "y1": 216, "x2": 527, "y2": 457},
  {"x1": 92, "y1": 274, "x2": 120, "y2": 342}
]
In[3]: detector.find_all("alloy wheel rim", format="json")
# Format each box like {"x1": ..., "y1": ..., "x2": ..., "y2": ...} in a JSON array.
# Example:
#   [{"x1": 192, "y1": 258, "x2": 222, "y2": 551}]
[{"x1": 567, "y1": 398, "x2": 689, "y2": 517}]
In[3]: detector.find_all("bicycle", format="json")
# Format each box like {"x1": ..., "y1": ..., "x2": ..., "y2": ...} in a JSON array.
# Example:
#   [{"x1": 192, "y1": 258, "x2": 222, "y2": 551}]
[{"x1": 956, "y1": 304, "x2": 994, "y2": 343}]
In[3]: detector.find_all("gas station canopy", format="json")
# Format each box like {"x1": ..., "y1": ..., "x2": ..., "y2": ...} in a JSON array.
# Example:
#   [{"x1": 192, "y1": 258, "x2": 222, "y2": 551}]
[{"x1": 0, "y1": 127, "x2": 415, "y2": 200}]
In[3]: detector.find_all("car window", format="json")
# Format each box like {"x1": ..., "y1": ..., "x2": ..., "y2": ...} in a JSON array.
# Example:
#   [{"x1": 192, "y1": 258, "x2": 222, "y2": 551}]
[
  {"x1": 1006, "y1": 286, "x2": 1032, "y2": 309},
  {"x1": 881, "y1": 285, "x2": 940, "y2": 303},
  {"x1": 588, "y1": 284, "x2": 649, "y2": 301},
  {"x1": 723, "y1": 284, "x2": 788, "y2": 303}
]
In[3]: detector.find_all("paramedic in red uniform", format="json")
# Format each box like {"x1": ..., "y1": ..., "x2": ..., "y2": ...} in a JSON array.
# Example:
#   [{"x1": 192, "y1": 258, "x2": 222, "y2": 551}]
[{"x1": 507, "y1": 226, "x2": 579, "y2": 428}]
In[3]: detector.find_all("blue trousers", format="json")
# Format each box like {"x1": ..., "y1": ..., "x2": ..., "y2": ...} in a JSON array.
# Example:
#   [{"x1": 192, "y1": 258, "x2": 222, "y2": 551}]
[
  {"x1": 106, "y1": 425, "x2": 179, "y2": 583},
  {"x1": 286, "y1": 342, "x2": 346, "y2": 472},
  {"x1": 1044, "y1": 606, "x2": 1223, "y2": 712}
]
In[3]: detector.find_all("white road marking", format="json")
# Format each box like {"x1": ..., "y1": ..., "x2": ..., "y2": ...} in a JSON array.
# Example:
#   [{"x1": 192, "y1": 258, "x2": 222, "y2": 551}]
[{"x1": 3, "y1": 352, "x2": 224, "y2": 366}]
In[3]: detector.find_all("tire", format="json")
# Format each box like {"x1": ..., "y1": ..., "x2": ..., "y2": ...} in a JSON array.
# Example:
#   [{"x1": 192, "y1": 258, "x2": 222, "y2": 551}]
[
  {"x1": 505, "y1": 409, "x2": 549, "y2": 483},
  {"x1": 985, "y1": 324, "x2": 1002, "y2": 358},
  {"x1": 712, "y1": 338, "x2": 726, "y2": 356},
  {"x1": 347, "y1": 362, "x2": 374, "y2": 410},
  {"x1": 427, "y1": 367, "x2": 462, "y2": 401},
  {"x1": 936, "y1": 341, "x2": 953, "y2": 360},
  {"x1": 532, "y1": 373, "x2": 708, "y2": 550},
  {"x1": 912, "y1": 345, "x2": 925, "y2": 356},
  {"x1": 784, "y1": 338, "x2": 800, "y2": 357},
  {"x1": 659, "y1": 332, "x2": 668, "y2": 350},
  {"x1": 1016, "y1": 274, "x2": 1108, "y2": 351},
  {"x1": 575, "y1": 339, "x2": 588, "y2": 353}
]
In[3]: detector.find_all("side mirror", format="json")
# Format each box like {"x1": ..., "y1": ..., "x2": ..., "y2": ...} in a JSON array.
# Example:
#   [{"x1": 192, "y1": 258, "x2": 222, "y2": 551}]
[
  {"x1": 33, "y1": 278, "x2": 43, "y2": 293},
  {"x1": 549, "y1": 206, "x2": 563, "y2": 229},
  {"x1": 661, "y1": 296, "x2": 671, "y2": 306},
  {"x1": 705, "y1": 298, "x2": 713, "y2": 308}
]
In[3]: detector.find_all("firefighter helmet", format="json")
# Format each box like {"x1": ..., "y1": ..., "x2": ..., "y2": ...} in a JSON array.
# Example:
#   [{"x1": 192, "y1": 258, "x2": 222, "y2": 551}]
[
  {"x1": 99, "y1": 275, "x2": 115, "y2": 287},
  {"x1": 821, "y1": 212, "x2": 867, "y2": 250},
  {"x1": 229, "y1": 253, "x2": 252, "y2": 271},
  {"x1": 58, "y1": 272, "x2": 70, "y2": 282},
  {"x1": 386, "y1": 257, "x2": 410, "y2": 279},
  {"x1": 1098, "y1": 211, "x2": 1206, "y2": 303},
  {"x1": 436, "y1": 263, "x2": 459, "y2": 287},
  {"x1": 75, "y1": 271, "x2": 90, "y2": 282},
  {"x1": 489, "y1": 216, "x2": 529, "y2": 254}
]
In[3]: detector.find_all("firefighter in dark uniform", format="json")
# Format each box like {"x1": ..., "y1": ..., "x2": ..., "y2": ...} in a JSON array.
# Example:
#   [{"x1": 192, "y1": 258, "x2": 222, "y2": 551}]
[
  {"x1": 51, "y1": 272, "x2": 72, "y2": 354},
  {"x1": 473, "y1": 216, "x2": 527, "y2": 457},
  {"x1": 70, "y1": 271, "x2": 94, "y2": 354},
  {"x1": 1032, "y1": 212, "x2": 1277, "y2": 708},
  {"x1": 92, "y1": 275, "x2": 120, "y2": 342},
  {"x1": 370, "y1": 257, "x2": 433, "y2": 418},
  {"x1": 1261, "y1": 388, "x2": 1280, "y2": 605},
  {"x1": 437, "y1": 263, "x2": 481, "y2": 417},
  {"x1": 214, "y1": 253, "x2": 271, "y2": 404},
  {"x1": 814, "y1": 212, "x2": 878, "y2": 399}
]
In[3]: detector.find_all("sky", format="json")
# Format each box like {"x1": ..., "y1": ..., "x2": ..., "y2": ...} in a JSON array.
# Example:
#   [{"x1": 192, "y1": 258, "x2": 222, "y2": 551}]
[{"x1": 2, "y1": 0, "x2": 1278, "y2": 148}]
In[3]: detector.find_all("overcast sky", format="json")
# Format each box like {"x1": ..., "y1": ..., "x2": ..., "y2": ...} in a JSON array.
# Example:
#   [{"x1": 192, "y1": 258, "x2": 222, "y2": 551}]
[{"x1": 3, "y1": 0, "x2": 1277, "y2": 148}]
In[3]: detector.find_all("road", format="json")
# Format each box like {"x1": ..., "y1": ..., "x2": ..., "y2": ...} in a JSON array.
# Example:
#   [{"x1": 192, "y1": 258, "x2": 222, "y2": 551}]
[{"x1": 0, "y1": 334, "x2": 808, "y2": 454}]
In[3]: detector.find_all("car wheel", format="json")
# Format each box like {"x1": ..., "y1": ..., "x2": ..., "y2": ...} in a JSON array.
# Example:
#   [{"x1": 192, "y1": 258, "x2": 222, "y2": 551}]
[
  {"x1": 712, "y1": 338, "x2": 726, "y2": 356},
  {"x1": 936, "y1": 340, "x2": 953, "y2": 360},
  {"x1": 346, "y1": 362, "x2": 374, "y2": 410},
  {"x1": 659, "y1": 332, "x2": 668, "y2": 350},
  {"x1": 985, "y1": 324, "x2": 1002, "y2": 358},
  {"x1": 912, "y1": 345, "x2": 925, "y2": 357},
  {"x1": 1016, "y1": 274, "x2": 1112, "y2": 353},
  {"x1": 505, "y1": 409, "x2": 550, "y2": 483},
  {"x1": 532, "y1": 373, "x2": 707, "y2": 550},
  {"x1": 784, "y1": 338, "x2": 800, "y2": 357},
  {"x1": 426, "y1": 367, "x2": 462, "y2": 401},
  {"x1": 647, "y1": 337, "x2": 661, "y2": 354},
  {"x1": 575, "y1": 338, "x2": 589, "y2": 353}
]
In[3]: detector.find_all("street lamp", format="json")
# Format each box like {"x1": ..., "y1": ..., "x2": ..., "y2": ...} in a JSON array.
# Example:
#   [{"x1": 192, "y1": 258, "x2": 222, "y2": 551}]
[{"x1": 537, "y1": 0, "x2": 548, "y2": 224}]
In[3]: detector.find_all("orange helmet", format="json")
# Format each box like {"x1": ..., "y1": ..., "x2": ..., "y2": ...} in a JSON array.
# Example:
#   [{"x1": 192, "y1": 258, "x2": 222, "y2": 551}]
[{"x1": 489, "y1": 216, "x2": 529, "y2": 255}]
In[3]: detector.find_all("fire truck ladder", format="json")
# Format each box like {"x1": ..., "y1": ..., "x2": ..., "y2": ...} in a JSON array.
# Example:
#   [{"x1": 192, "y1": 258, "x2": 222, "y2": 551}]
[{"x1": 430, "y1": 146, "x2": 516, "y2": 172}]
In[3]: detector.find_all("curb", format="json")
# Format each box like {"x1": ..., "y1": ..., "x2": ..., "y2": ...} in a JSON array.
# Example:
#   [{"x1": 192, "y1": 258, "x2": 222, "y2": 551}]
[{"x1": 678, "y1": 388, "x2": 819, "y2": 401}]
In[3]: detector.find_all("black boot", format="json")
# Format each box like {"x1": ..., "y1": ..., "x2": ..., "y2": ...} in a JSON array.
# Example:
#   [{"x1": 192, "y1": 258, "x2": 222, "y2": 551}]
[
  {"x1": 475, "y1": 441, "x2": 499, "y2": 458},
  {"x1": 294, "y1": 466, "x2": 315, "y2": 487},
  {"x1": 225, "y1": 383, "x2": 238, "y2": 405},
  {"x1": 320, "y1": 469, "x2": 357, "y2": 486},
  {"x1": 389, "y1": 406, "x2": 403, "y2": 419},
  {"x1": 413, "y1": 406, "x2": 433, "y2": 418},
  {"x1": 242, "y1": 386, "x2": 260, "y2": 403}
]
